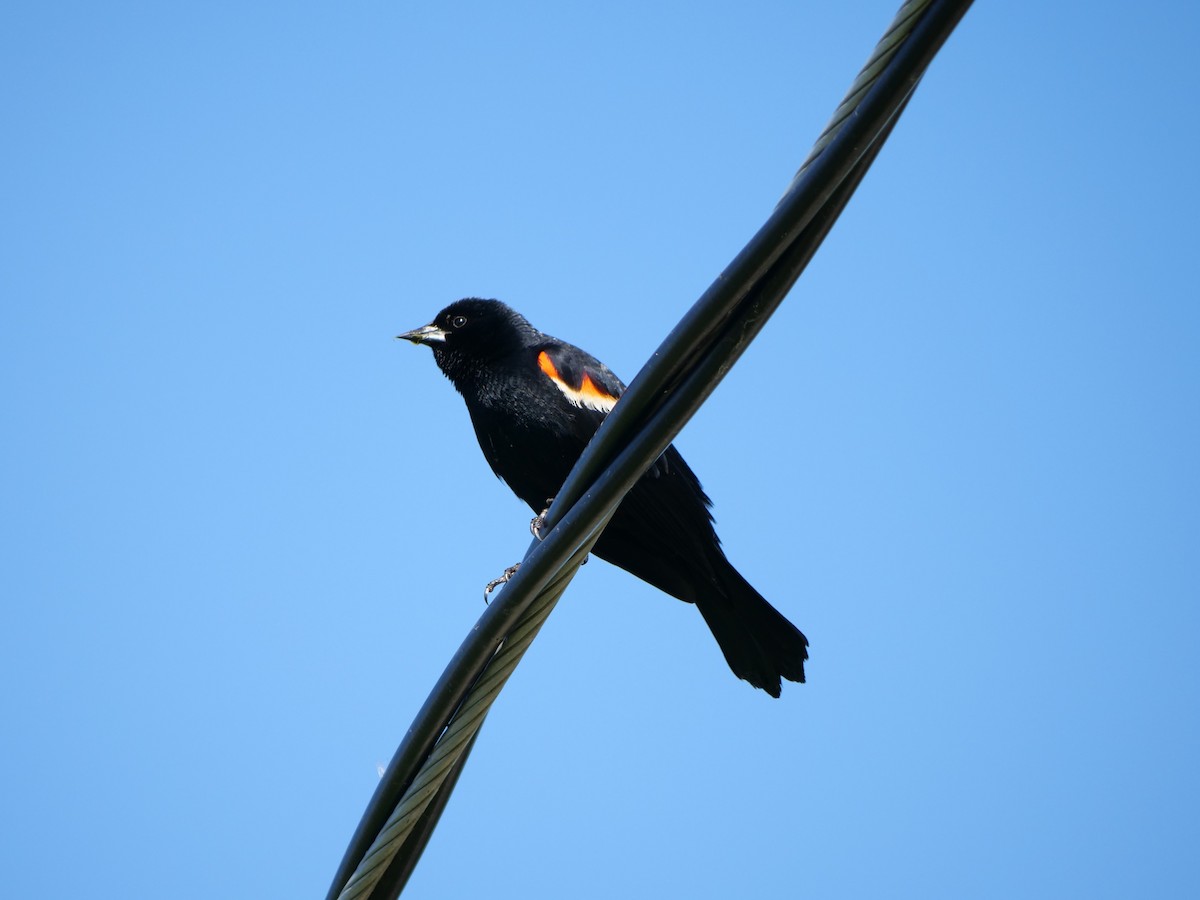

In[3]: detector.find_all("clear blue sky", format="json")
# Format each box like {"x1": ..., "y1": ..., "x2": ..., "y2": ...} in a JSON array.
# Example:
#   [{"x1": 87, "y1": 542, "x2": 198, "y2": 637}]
[{"x1": 3, "y1": 3, "x2": 1197, "y2": 897}]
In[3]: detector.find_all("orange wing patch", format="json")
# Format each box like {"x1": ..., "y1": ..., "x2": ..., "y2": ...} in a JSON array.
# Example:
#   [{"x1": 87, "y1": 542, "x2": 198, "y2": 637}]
[
  {"x1": 578, "y1": 373, "x2": 614, "y2": 406},
  {"x1": 537, "y1": 350, "x2": 560, "y2": 380},
  {"x1": 537, "y1": 350, "x2": 617, "y2": 413}
]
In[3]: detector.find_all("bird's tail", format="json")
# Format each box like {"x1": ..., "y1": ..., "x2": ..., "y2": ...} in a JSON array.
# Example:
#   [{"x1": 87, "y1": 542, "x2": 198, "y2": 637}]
[{"x1": 693, "y1": 563, "x2": 808, "y2": 698}]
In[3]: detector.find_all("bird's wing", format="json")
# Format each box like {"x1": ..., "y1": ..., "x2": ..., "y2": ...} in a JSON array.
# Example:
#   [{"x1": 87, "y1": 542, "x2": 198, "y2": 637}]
[
  {"x1": 534, "y1": 342, "x2": 623, "y2": 416},
  {"x1": 534, "y1": 340, "x2": 707, "y2": 492}
]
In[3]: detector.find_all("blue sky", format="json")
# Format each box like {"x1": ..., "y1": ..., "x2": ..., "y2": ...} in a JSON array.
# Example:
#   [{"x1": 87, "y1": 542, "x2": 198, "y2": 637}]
[{"x1": 3, "y1": 2, "x2": 1198, "y2": 897}]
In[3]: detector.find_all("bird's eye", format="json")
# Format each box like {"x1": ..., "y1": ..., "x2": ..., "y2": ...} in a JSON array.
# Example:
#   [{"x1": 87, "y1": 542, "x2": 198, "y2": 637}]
[{"x1": 451, "y1": 315, "x2": 468, "y2": 329}]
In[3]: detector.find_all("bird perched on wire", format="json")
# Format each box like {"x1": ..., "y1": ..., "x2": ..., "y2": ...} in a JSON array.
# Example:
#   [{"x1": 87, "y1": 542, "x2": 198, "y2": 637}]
[{"x1": 397, "y1": 298, "x2": 808, "y2": 697}]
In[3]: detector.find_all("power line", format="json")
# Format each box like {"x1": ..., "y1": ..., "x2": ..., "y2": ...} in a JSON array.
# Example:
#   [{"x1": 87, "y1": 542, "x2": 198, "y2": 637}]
[{"x1": 327, "y1": 1, "x2": 974, "y2": 896}]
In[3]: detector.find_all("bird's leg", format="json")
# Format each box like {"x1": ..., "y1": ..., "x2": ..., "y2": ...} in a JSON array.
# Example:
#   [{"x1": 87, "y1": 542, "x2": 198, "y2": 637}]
[
  {"x1": 529, "y1": 498, "x2": 591, "y2": 565},
  {"x1": 483, "y1": 563, "x2": 521, "y2": 604},
  {"x1": 529, "y1": 497, "x2": 555, "y2": 539}
]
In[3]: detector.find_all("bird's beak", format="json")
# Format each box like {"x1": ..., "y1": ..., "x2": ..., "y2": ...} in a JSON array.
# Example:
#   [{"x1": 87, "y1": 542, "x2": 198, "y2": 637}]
[{"x1": 395, "y1": 323, "x2": 447, "y2": 345}]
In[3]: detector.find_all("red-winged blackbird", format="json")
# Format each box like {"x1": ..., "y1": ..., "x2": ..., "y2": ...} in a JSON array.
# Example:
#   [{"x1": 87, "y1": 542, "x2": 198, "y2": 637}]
[{"x1": 398, "y1": 298, "x2": 808, "y2": 696}]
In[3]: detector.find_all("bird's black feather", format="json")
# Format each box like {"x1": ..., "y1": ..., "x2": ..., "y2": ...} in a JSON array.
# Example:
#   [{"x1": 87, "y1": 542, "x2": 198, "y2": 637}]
[{"x1": 399, "y1": 298, "x2": 808, "y2": 696}]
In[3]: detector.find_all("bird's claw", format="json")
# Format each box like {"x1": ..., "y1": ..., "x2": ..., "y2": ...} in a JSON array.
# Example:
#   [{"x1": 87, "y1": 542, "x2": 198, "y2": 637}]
[
  {"x1": 529, "y1": 497, "x2": 555, "y2": 539},
  {"x1": 483, "y1": 564, "x2": 521, "y2": 603}
]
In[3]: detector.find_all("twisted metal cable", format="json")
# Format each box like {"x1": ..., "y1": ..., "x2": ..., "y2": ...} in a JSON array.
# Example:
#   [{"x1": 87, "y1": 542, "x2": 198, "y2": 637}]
[
  {"x1": 783, "y1": 0, "x2": 932, "y2": 196},
  {"x1": 327, "y1": 1, "x2": 972, "y2": 897},
  {"x1": 336, "y1": 539, "x2": 597, "y2": 899},
  {"x1": 542, "y1": 0, "x2": 961, "y2": 537}
]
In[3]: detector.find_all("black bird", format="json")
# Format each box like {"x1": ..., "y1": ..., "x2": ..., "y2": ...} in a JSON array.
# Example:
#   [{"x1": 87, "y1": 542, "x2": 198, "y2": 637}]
[{"x1": 398, "y1": 298, "x2": 808, "y2": 696}]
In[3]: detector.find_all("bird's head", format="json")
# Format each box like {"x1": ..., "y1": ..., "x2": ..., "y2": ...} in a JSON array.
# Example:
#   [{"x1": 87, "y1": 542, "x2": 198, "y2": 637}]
[{"x1": 397, "y1": 298, "x2": 539, "y2": 384}]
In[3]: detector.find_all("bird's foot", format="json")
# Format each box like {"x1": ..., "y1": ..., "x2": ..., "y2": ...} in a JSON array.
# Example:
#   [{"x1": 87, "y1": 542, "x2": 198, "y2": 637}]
[
  {"x1": 529, "y1": 497, "x2": 555, "y2": 539},
  {"x1": 483, "y1": 563, "x2": 520, "y2": 603}
]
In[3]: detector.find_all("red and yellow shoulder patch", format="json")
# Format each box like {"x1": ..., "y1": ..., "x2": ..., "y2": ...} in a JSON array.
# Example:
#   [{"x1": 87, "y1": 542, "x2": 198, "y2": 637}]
[
  {"x1": 537, "y1": 350, "x2": 618, "y2": 413},
  {"x1": 536, "y1": 350, "x2": 561, "y2": 380}
]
